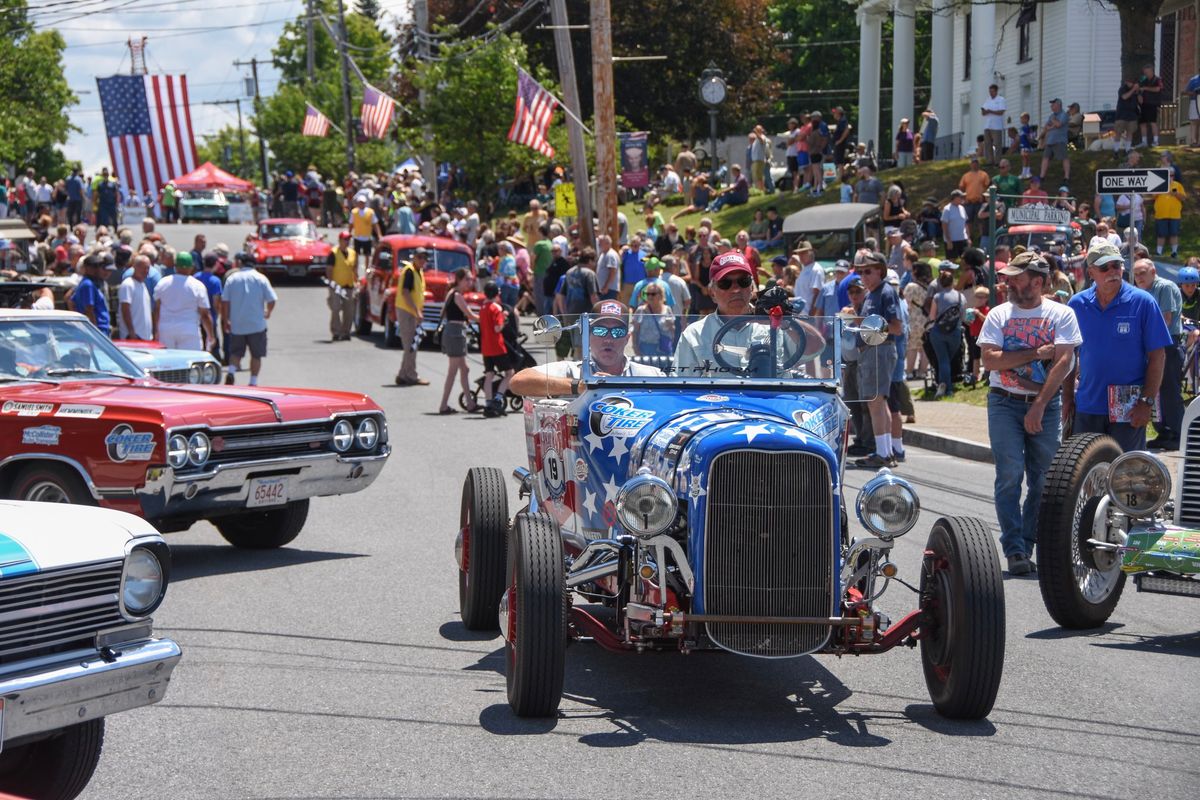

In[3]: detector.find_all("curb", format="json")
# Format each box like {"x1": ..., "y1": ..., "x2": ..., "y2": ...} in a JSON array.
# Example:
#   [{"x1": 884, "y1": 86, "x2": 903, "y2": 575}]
[{"x1": 904, "y1": 427, "x2": 995, "y2": 464}]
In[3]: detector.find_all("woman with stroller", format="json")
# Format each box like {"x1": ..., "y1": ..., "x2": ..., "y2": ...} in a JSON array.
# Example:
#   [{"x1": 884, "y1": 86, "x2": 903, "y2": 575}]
[{"x1": 438, "y1": 268, "x2": 480, "y2": 415}]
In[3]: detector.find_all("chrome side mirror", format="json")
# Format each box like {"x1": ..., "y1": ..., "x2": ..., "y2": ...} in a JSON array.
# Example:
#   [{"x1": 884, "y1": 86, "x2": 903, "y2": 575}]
[
  {"x1": 532, "y1": 315, "x2": 564, "y2": 344},
  {"x1": 847, "y1": 314, "x2": 888, "y2": 346}
]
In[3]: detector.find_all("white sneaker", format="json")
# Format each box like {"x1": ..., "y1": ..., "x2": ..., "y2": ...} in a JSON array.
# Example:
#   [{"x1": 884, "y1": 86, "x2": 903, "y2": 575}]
[{"x1": 935, "y1": 383, "x2": 947, "y2": 399}]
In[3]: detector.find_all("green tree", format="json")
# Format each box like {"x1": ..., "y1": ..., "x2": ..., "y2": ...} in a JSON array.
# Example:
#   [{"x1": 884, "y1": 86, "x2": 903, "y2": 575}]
[
  {"x1": 196, "y1": 124, "x2": 262, "y2": 181},
  {"x1": 356, "y1": 0, "x2": 383, "y2": 23},
  {"x1": 273, "y1": 1, "x2": 392, "y2": 87},
  {"x1": 0, "y1": 0, "x2": 77, "y2": 174}
]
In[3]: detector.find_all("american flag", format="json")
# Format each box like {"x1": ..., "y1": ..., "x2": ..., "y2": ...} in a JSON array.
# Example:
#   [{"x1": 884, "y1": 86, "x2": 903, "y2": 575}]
[
  {"x1": 507, "y1": 68, "x2": 557, "y2": 158},
  {"x1": 360, "y1": 84, "x2": 395, "y2": 139},
  {"x1": 302, "y1": 103, "x2": 331, "y2": 137},
  {"x1": 96, "y1": 74, "x2": 197, "y2": 201}
]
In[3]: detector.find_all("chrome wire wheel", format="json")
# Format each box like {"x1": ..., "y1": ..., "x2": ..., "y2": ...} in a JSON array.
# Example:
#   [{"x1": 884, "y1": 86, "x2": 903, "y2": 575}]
[
  {"x1": 24, "y1": 480, "x2": 72, "y2": 503},
  {"x1": 1070, "y1": 463, "x2": 1122, "y2": 604}
]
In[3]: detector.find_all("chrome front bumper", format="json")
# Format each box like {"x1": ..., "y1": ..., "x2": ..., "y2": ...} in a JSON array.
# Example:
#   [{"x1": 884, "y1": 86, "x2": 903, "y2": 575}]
[
  {"x1": 136, "y1": 448, "x2": 390, "y2": 520},
  {"x1": 0, "y1": 637, "x2": 181, "y2": 749}
]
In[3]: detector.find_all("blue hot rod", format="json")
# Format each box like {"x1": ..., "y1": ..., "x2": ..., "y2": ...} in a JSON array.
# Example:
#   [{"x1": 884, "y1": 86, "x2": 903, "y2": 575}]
[{"x1": 455, "y1": 312, "x2": 1005, "y2": 720}]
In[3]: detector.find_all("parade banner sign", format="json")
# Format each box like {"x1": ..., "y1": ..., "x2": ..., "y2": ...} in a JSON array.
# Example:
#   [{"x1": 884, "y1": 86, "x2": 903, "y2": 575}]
[{"x1": 619, "y1": 132, "x2": 650, "y2": 189}]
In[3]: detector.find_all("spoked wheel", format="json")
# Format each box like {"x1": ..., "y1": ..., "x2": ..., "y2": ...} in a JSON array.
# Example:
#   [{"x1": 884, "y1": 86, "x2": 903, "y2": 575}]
[
  {"x1": 503, "y1": 511, "x2": 566, "y2": 717},
  {"x1": 1036, "y1": 434, "x2": 1127, "y2": 628},
  {"x1": 919, "y1": 516, "x2": 1005, "y2": 720},
  {"x1": 507, "y1": 392, "x2": 524, "y2": 413},
  {"x1": 8, "y1": 464, "x2": 95, "y2": 506},
  {"x1": 457, "y1": 390, "x2": 480, "y2": 412},
  {"x1": 457, "y1": 467, "x2": 509, "y2": 630}
]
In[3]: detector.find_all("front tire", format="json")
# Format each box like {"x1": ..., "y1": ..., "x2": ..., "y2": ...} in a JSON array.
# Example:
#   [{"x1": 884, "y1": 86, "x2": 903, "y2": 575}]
[
  {"x1": 920, "y1": 516, "x2": 1005, "y2": 720},
  {"x1": 355, "y1": 291, "x2": 372, "y2": 336},
  {"x1": 383, "y1": 311, "x2": 399, "y2": 348},
  {"x1": 504, "y1": 511, "x2": 566, "y2": 717},
  {"x1": 215, "y1": 499, "x2": 309, "y2": 549},
  {"x1": 7, "y1": 463, "x2": 95, "y2": 505},
  {"x1": 458, "y1": 467, "x2": 509, "y2": 630},
  {"x1": 1036, "y1": 434, "x2": 1127, "y2": 628},
  {"x1": 0, "y1": 719, "x2": 105, "y2": 800}
]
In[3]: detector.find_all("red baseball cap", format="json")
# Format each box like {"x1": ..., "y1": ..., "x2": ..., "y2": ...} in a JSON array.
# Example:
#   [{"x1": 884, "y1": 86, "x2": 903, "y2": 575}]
[
  {"x1": 338, "y1": 231, "x2": 352, "y2": 240},
  {"x1": 710, "y1": 251, "x2": 753, "y2": 284}
]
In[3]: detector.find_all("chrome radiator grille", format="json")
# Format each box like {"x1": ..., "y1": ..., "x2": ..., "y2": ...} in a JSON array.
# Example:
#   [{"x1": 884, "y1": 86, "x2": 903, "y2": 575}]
[
  {"x1": 703, "y1": 449, "x2": 834, "y2": 657},
  {"x1": 1180, "y1": 412, "x2": 1200, "y2": 526},
  {"x1": 151, "y1": 368, "x2": 189, "y2": 383},
  {"x1": 0, "y1": 561, "x2": 125, "y2": 663}
]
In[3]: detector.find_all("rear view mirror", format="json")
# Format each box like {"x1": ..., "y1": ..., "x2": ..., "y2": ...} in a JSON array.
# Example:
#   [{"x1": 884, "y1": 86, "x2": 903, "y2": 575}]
[
  {"x1": 532, "y1": 315, "x2": 563, "y2": 344},
  {"x1": 847, "y1": 315, "x2": 888, "y2": 347}
]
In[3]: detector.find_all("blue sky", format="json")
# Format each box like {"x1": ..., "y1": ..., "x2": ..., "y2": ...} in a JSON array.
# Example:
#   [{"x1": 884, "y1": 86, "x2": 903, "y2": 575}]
[{"x1": 44, "y1": 0, "x2": 407, "y2": 173}]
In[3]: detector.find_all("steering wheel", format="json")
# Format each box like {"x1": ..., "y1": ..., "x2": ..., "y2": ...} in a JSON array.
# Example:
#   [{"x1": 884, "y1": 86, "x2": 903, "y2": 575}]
[{"x1": 710, "y1": 316, "x2": 809, "y2": 377}]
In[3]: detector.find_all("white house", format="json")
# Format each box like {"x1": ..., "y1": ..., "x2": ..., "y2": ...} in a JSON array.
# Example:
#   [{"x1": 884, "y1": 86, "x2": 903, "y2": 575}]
[{"x1": 855, "y1": 0, "x2": 1124, "y2": 157}]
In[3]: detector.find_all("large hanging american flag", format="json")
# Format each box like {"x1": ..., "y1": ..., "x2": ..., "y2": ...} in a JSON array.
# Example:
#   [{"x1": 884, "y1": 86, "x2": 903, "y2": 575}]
[
  {"x1": 96, "y1": 74, "x2": 197, "y2": 201},
  {"x1": 507, "y1": 68, "x2": 557, "y2": 158},
  {"x1": 360, "y1": 84, "x2": 395, "y2": 139},
  {"x1": 302, "y1": 103, "x2": 331, "y2": 137}
]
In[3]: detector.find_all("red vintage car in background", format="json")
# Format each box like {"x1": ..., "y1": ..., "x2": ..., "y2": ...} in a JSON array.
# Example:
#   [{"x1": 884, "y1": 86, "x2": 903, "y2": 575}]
[
  {"x1": 0, "y1": 309, "x2": 390, "y2": 548},
  {"x1": 354, "y1": 234, "x2": 483, "y2": 348},
  {"x1": 247, "y1": 218, "x2": 333, "y2": 279}
]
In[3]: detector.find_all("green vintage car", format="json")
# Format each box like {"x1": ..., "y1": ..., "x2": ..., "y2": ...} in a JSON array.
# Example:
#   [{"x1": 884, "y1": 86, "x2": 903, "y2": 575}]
[
  {"x1": 1037, "y1": 397, "x2": 1200, "y2": 628},
  {"x1": 178, "y1": 189, "x2": 229, "y2": 223}
]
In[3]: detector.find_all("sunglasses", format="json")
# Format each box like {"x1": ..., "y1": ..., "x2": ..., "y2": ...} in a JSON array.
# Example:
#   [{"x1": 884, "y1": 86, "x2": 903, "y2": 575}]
[
  {"x1": 645, "y1": 291, "x2": 663, "y2": 296},
  {"x1": 592, "y1": 325, "x2": 628, "y2": 338},
  {"x1": 1091, "y1": 261, "x2": 1122, "y2": 273},
  {"x1": 716, "y1": 274, "x2": 754, "y2": 290}
]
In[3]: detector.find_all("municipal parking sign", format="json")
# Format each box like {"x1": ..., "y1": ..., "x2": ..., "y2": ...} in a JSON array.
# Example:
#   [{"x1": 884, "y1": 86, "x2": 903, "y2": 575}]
[{"x1": 1095, "y1": 168, "x2": 1171, "y2": 195}]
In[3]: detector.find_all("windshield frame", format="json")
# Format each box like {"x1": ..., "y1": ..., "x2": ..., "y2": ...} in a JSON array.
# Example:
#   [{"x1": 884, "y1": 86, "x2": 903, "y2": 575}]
[
  {"x1": 1, "y1": 316, "x2": 148, "y2": 382},
  {"x1": 577, "y1": 313, "x2": 845, "y2": 390},
  {"x1": 260, "y1": 222, "x2": 318, "y2": 240}
]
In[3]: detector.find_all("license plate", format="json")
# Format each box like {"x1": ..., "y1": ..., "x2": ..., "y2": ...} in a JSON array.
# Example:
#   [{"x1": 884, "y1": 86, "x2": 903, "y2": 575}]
[
  {"x1": 247, "y1": 477, "x2": 288, "y2": 508},
  {"x1": 287, "y1": 264, "x2": 306, "y2": 277}
]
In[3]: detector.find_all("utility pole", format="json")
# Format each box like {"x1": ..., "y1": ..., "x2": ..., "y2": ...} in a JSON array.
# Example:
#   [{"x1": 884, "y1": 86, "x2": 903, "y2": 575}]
[
  {"x1": 234, "y1": 57, "x2": 272, "y2": 187},
  {"x1": 335, "y1": 0, "x2": 356, "y2": 175},
  {"x1": 590, "y1": 0, "x2": 617, "y2": 244},
  {"x1": 548, "y1": 0, "x2": 593, "y2": 247},
  {"x1": 306, "y1": 0, "x2": 315, "y2": 82},
  {"x1": 414, "y1": 0, "x2": 435, "y2": 193},
  {"x1": 208, "y1": 99, "x2": 250, "y2": 177}
]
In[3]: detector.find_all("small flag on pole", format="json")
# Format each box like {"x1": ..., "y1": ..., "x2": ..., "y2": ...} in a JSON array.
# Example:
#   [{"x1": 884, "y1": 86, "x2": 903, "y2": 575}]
[
  {"x1": 507, "y1": 68, "x2": 557, "y2": 158},
  {"x1": 360, "y1": 84, "x2": 395, "y2": 139},
  {"x1": 302, "y1": 104, "x2": 331, "y2": 137}
]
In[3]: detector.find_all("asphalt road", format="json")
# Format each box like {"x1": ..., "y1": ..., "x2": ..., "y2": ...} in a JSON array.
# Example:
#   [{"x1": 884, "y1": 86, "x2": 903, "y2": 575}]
[{"x1": 81, "y1": 223, "x2": 1199, "y2": 800}]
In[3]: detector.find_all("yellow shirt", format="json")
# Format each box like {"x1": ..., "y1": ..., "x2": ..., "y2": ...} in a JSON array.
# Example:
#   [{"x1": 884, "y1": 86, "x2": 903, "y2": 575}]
[
  {"x1": 1153, "y1": 181, "x2": 1185, "y2": 220},
  {"x1": 330, "y1": 247, "x2": 357, "y2": 287},
  {"x1": 351, "y1": 207, "x2": 376, "y2": 237},
  {"x1": 394, "y1": 262, "x2": 425, "y2": 318}
]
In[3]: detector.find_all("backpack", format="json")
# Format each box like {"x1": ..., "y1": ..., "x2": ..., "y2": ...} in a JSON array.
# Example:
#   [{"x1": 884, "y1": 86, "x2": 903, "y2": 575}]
[{"x1": 563, "y1": 267, "x2": 591, "y2": 314}]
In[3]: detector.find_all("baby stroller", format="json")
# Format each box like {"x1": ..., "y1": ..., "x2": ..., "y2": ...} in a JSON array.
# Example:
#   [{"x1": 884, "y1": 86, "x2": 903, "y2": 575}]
[
  {"x1": 458, "y1": 333, "x2": 536, "y2": 413},
  {"x1": 921, "y1": 322, "x2": 966, "y2": 394}
]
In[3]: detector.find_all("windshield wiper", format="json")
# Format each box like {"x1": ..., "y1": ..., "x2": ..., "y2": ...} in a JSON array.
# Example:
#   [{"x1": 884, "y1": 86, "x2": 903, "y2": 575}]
[{"x1": 42, "y1": 368, "x2": 137, "y2": 381}]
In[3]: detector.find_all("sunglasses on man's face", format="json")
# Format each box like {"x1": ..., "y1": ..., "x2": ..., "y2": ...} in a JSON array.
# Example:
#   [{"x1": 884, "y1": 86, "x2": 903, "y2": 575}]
[
  {"x1": 716, "y1": 274, "x2": 753, "y2": 290},
  {"x1": 591, "y1": 325, "x2": 628, "y2": 338},
  {"x1": 1091, "y1": 262, "x2": 1122, "y2": 274}
]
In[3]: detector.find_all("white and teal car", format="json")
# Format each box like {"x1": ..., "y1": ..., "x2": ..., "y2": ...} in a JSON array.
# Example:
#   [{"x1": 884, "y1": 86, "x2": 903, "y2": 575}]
[
  {"x1": 0, "y1": 501, "x2": 181, "y2": 800},
  {"x1": 115, "y1": 340, "x2": 222, "y2": 384},
  {"x1": 178, "y1": 189, "x2": 229, "y2": 223}
]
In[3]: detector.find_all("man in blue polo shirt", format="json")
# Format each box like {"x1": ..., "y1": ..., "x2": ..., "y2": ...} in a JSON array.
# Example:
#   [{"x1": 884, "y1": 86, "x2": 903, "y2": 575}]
[
  {"x1": 1066, "y1": 244, "x2": 1172, "y2": 452},
  {"x1": 73, "y1": 250, "x2": 114, "y2": 336}
]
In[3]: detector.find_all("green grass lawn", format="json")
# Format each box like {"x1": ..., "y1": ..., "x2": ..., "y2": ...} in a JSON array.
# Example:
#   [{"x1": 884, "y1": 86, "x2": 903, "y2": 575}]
[{"x1": 622, "y1": 146, "x2": 1200, "y2": 260}]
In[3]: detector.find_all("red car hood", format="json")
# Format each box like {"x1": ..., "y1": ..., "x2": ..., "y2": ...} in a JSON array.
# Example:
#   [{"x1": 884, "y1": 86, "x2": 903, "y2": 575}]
[
  {"x1": 254, "y1": 238, "x2": 332, "y2": 259},
  {"x1": 3, "y1": 381, "x2": 379, "y2": 428}
]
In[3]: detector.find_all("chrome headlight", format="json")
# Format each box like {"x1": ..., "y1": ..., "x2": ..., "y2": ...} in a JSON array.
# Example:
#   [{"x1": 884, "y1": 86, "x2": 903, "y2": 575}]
[
  {"x1": 122, "y1": 547, "x2": 165, "y2": 617},
  {"x1": 201, "y1": 362, "x2": 219, "y2": 383},
  {"x1": 355, "y1": 417, "x2": 379, "y2": 449},
  {"x1": 1107, "y1": 451, "x2": 1171, "y2": 517},
  {"x1": 331, "y1": 419, "x2": 354, "y2": 452},
  {"x1": 615, "y1": 470, "x2": 677, "y2": 538},
  {"x1": 187, "y1": 364, "x2": 202, "y2": 384},
  {"x1": 167, "y1": 434, "x2": 189, "y2": 469},
  {"x1": 856, "y1": 470, "x2": 920, "y2": 540},
  {"x1": 186, "y1": 431, "x2": 210, "y2": 466}
]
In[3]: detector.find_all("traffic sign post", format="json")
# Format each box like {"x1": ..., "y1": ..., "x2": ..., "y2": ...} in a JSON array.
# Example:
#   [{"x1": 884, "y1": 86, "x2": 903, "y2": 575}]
[
  {"x1": 1006, "y1": 204, "x2": 1072, "y2": 226},
  {"x1": 1095, "y1": 168, "x2": 1171, "y2": 195},
  {"x1": 555, "y1": 183, "x2": 578, "y2": 218}
]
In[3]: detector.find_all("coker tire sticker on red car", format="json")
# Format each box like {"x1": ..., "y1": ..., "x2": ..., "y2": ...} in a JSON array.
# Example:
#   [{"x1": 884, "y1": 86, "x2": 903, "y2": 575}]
[{"x1": 105, "y1": 424, "x2": 156, "y2": 462}]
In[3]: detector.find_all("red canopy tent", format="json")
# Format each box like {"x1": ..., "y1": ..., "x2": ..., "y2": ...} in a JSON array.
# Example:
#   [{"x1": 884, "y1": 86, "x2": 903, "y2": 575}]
[{"x1": 171, "y1": 162, "x2": 255, "y2": 192}]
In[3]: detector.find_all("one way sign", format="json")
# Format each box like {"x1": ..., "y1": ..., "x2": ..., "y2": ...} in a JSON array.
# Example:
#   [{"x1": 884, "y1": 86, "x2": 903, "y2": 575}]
[{"x1": 1095, "y1": 168, "x2": 1171, "y2": 194}]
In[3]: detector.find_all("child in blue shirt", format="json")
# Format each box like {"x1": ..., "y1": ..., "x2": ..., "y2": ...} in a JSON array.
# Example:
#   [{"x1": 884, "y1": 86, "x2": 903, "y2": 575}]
[{"x1": 1018, "y1": 112, "x2": 1035, "y2": 178}]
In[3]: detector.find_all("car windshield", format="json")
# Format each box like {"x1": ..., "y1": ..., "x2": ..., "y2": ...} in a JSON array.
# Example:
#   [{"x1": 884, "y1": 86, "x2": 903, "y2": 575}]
[
  {"x1": 395, "y1": 247, "x2": 471, "y2": 273},
  {"x1": 186, "y1": 190, "x2": 223, "y2": 202},
  {"x1": 998, "y1": 230, "x2": 1073, "y2": 252},
  {"x1": 0, "y1": 317, "x2": 146, "y2": 382},
  {"x1": 565, "y1": 313, "x2": 878, "y2": 387},
  {"x1": 260, "y1": 223, "x2": 316, "y2": 240}
]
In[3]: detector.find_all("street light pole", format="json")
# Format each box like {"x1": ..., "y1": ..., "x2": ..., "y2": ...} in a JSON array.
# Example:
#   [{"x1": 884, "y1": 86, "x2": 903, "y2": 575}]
[
  {"x1": 591, "y1": 0, "x2": 617, "y2": 243},
  {"x1": 335, "y1": 0, "x2": 356, "y2": 176},
  {"x1": 549, "y1": 0, "x2": 593, "y2": 246}
]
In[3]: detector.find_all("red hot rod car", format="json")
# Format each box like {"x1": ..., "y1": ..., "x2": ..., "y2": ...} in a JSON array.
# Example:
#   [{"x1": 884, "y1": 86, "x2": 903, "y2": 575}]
[
  {"x1": 0, "y1": 309, "x2": 390, "y2": 548},
  {"x1": 247, "y1": 218, "x2": 334, "y2": 278}
]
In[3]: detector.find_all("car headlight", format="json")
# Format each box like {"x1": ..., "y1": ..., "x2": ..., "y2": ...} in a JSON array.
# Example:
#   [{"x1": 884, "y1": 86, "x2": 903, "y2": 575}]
[
  {"x1": 122, "y1": 547, "x2": 165, "y2": 617},
  {"x1": 616, "y1": 471, "x2": 677, "y2": 538},
  {"x1": 355, "y1": 417, "x2": 379, "y2": 450},
  {"x1": 187, "y1": 432, "x2": 210, "y2": 466},
  {"x1": 201, "y1": 362, "x2": 219, "y2": 383},
  {"x1": 187, "y1": 364, "x2": 202, "y2": 384},
  {"x1": 856, "y1": 470, "x2": 920, "y2": 540},
  {"x1": 1107, "y1": 451, "x2": 1171, "y2": 517},
  {"x1": 167, "y1": 434, "x2": 189, "y2": 469},
  {"x1": 332, "y1": 419, "x2": 354, "y2": 452}
]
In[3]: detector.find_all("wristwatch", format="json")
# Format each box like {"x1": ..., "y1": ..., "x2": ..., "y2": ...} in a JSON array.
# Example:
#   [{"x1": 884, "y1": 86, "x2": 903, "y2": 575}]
[
  {"x1": 1135, "y1": 395, "x2": 1154, "y2": 407},
  {"x1": 570, "y1": 378, "x2": 582, "y2": 396}
]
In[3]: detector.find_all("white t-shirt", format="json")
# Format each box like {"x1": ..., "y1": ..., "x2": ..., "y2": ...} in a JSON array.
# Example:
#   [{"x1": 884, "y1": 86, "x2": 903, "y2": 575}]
[
  {"x1": 982, "y1": 95, "x2": 1007, "y2": 131},
  {"x1": 793, "y1": 261, "x2": 825, "y2": 308},
  {"x1": 977, "y1": 299, "x2": 1081, "y2": 396},
  {"x1": 118, "y1": 277, "x2": 153, "y2": 340},
  {"x1": 534, "y1": 359, "x2": 664, "y2": 381},
  {"x1": 1116, "y1": 194, "x2": 1144, "y2": 223},
  {"x1": 154, "y1": 274, "x2": 210, "y2": 333}
]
